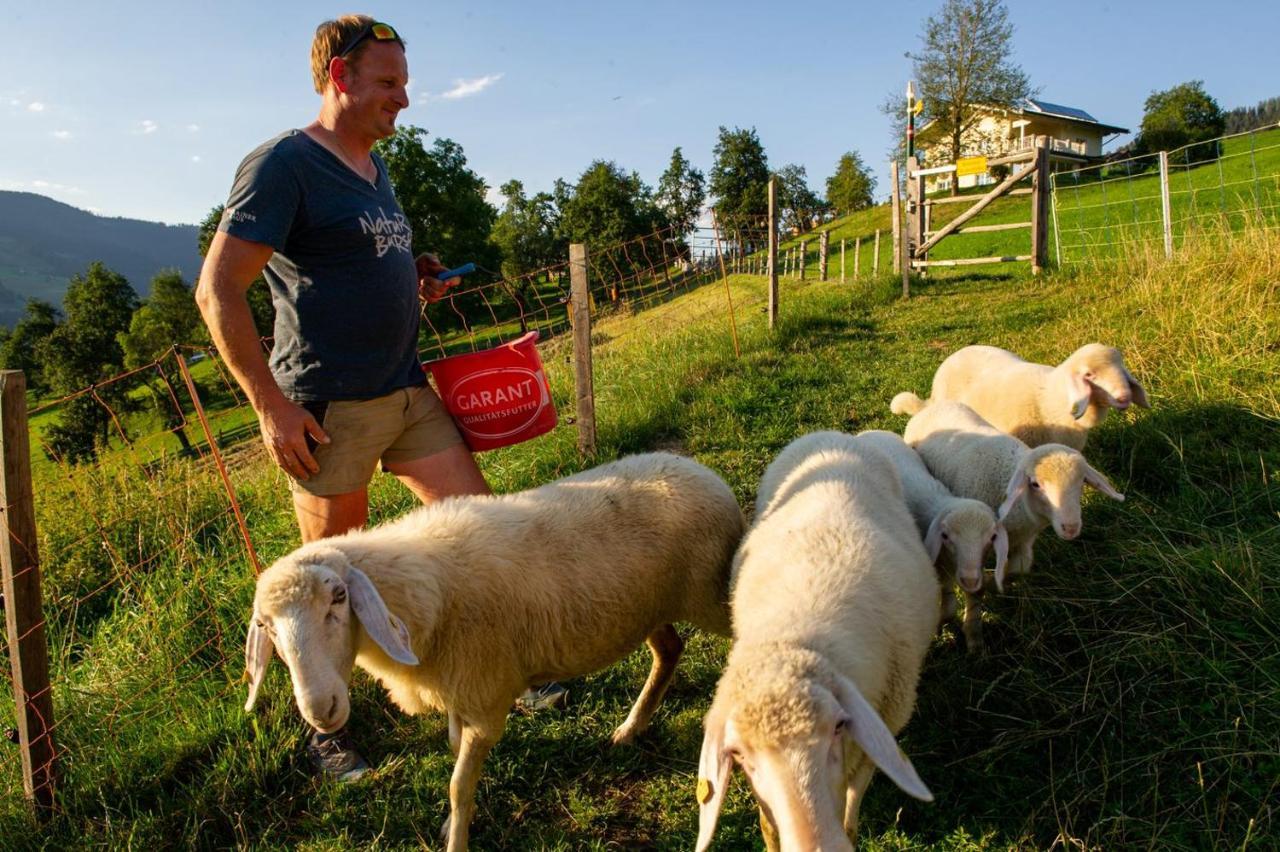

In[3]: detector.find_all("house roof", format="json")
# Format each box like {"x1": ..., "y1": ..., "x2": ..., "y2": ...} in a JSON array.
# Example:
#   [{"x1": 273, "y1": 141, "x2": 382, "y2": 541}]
[
  {"x1": 1019, "y1": 99, "x2": 1128, "y2": 134},
  {"x1": 916, "y1": 97, "x2": 1129, "y2": 137}
]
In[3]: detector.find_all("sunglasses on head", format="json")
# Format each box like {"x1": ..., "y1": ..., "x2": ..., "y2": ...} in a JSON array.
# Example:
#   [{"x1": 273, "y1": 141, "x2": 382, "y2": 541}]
[{"x1": 336, "y1": 21, "x2": 402, "y2": 58}]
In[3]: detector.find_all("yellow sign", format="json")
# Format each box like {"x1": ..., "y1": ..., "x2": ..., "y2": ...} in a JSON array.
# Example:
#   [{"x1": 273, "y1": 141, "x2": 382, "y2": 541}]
[
  {"x1": 912, "y1": 98, "x2": 924, "y2": 116},
  {"x1": 697, "y1": 777, "x2": 713, "y2": 803},
  {"x1": 956, "y1": 156, "x2": 988, "y2": 177}
]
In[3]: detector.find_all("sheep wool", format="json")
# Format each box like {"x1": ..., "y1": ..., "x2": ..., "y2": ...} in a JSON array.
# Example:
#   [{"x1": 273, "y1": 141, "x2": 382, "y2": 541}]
[
  {"x1": 697, "y1": 432, "x2": 938, "y2": 851},
  {"x1": 246, "y1": 452, "x2": 744, "y2": 852},
  {"x1": 928, "y1": 343, "x2": 1150, "y2": 451}
]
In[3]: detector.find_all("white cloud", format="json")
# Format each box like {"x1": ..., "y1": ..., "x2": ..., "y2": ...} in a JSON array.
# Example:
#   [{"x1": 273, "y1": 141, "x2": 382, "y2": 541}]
[
  {"x1": 138, "y1": 119, "x2": 158, "y2": 134},
  {"x1": 51, "y1": 130, "x2": 72, "y2": 140},
  {"x1": 439, "y1": 73, "x2": 504, "y2": 100},
  {"x1": 27, "y1": 179, "x2": 82, "y2": 194},
  {"x1": 191, "y1": 155, "x2": 201, "y2": 163},
  {"x1": 8, "y1": 98, "x2": 19, "y2": 107},
  {"x1": 27, "y1": 101, "x2": 46, "y2": 112},
  {"x1": 186, "y1": 123, "x2": 200, "y2": 132}
]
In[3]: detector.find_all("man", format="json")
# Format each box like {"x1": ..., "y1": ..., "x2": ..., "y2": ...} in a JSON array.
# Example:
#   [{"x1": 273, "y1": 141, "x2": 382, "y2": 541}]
[{"x1": 196, "y1": 15, "x2": 562, "y2": 783}]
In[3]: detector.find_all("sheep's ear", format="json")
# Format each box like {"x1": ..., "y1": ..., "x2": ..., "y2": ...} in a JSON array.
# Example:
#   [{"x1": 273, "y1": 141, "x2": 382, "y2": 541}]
[
  {"x1": 923, "y1": 515, "x2": 945, "y2": 565},
  {"x1": 244, "y1": 615, "x2": 273, "y2": 711},
  {"x1": 1066, "y1": 370, "x2": 1093, "y2": 419},
  {"x1": 347, "y1": 567, "x2": 419, "y2": 666},
  {"x1": 695, "y1": 711, "x2": 736, "y2": 852},
  {"x1": 1082, "y1": 462, "x2": 1125, "y2": 502},
  {"x1": 992, "y1": 524, "x2": 1010, "y2": 593},
  {"x1": 831, "y1": 673, "x2": 933, "y2": 802},
  {"x1": 997, "y1": 464, "x2": 1030, "y2": 523},
  {"x1": 1123, "y1": 367, "x2": 1150, "y2": 409}
]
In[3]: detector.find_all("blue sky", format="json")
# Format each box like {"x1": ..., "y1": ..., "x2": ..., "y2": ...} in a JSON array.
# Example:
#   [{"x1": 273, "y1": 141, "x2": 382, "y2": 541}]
[{"x1": 2, "y1": 0, "x2": 1276, "y2": 226}]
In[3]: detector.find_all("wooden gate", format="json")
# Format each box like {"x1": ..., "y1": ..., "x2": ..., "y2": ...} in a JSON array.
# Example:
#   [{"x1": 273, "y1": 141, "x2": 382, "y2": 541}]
[{"x1": 894, "y1": 135, "x2": 1053, "y2": 296}]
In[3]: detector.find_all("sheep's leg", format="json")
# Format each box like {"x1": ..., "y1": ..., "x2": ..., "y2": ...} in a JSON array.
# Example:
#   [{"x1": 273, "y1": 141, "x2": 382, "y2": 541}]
[
  {"x1": 448, "y1": 710, "x2": 461, "y2": 757},
  {"x1": 843, "y1": 756, "x2": 877, "y2": 846},
  {"x1": 611, "y1": 624, "x2": 684, "y2": 746},
  {"x1": 441, "y1": 718, "x2": 499, "y2": 852},
  {"x1": 1007, "y1": 539, "x2": 1035, "y2": 576},
  {"x1": 962, "y1": 589, "x2": 985, "y2": 654}
]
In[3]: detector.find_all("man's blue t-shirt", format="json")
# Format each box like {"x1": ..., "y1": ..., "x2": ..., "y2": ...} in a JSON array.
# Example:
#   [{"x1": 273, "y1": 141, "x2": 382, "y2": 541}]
[{"x1": 218, "y1": 129, "x2": 425, "y2": 401}]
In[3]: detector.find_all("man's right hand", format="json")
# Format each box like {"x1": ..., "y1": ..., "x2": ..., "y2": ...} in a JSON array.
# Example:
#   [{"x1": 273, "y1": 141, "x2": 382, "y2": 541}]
[{"x1": 257, "y1": 396, "x2": 330, "y2": 480}]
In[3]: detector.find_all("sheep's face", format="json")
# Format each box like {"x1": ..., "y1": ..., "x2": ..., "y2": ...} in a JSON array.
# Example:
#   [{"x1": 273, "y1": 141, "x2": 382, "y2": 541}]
[
  {"x1": 696, "y1": 670, "x2": 931, "y2": 852},
  {"x1": 244, "y1": 546, "x2": 419, "y2": 733},
  {"x1": 707, "y1": 689, "x2": 855, "y2": 851},
  {"x1": 1003, "y1": 447, "x2": 1124, "y2": 541},
  {"x1": 1066, "y1": 344, "x2": 1150, "y2": 421},
  {"x1": 251, "y1": 558, "x2": 359, "y2": 733},
  {"x1": 933, "y1": 502, "x2": 1006, "y2": 593}
]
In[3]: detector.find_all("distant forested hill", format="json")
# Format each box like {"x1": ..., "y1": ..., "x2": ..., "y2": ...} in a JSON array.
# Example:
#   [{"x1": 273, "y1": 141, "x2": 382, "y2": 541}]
[{"x1": 0, "y1": 191, "x2": 202, "y2": 327}]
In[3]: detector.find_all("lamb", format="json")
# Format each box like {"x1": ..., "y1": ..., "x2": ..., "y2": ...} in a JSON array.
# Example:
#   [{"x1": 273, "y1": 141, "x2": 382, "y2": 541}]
[
  {"x1": 697, "y1": 432, "x2": 938, "y2": 851},
  {"x1": 926, "y1": 343, "x2": 1149, "y2": 451},
  {"x1": 855, "y1": 430, "x2": 1007, "y2": 645},
  {"x1": 891, "y1": 394, "x2": 1124, "y2": 612},
  {"x1": 243, "y1": 452, "x2": 744, "y2": 852}
]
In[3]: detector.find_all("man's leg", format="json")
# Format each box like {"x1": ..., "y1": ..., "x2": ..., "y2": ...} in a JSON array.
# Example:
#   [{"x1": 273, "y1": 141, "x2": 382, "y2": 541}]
[
  {"x1": 383, "y1": 443, "x2": 490, "y2": 500},
  {"x1": 292, "y1": 487, "x2": 370, "y2": 543}
]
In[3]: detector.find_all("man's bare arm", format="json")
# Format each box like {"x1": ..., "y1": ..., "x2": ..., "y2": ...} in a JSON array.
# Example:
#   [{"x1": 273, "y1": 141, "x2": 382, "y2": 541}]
[{"x1": 195, "y1": 231, "x2": 327, "y2": 479}]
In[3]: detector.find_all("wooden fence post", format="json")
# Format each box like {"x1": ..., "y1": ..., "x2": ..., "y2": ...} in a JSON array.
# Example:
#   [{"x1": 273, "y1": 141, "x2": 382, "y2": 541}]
[
  {"x1": 855, "y1": 237, "x2": 861, "y2": 278},
  {"x1": 1159, "y1": 150, "x2": 1173, "y2": 259},
  {"x1": 767, "y1": 175, "x2": 778, "y2": 330},
  {"x1": 891, "y1": 160, "x2": 901, "y2": 274},
  {"x1": 799, "y1": 240, "x2": 808, "y2": 281},
  {"x1": 1031, "y1": 136, "x2": 1052, "y2": 274},
  {"x1": 840, "y1": 239, "x2": 846, "y2": 282},
  {"x1": 1, "y1": 370, "x2": 57, "y2": 814},
  {"x1": 819, "y1": 231, "x2": 829, "y2": 281},
  {"x1": 568, "y1": 244, "x2": 596, "y2": 457},
  {"x1": 873, "y1": 229, "x2": 881, "y2": 276}
]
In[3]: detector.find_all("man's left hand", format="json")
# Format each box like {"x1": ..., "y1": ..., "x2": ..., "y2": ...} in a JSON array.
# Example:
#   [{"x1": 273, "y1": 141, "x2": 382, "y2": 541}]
[{"x1": 416, "y1": 252, "x2": 462, "y2": 303}]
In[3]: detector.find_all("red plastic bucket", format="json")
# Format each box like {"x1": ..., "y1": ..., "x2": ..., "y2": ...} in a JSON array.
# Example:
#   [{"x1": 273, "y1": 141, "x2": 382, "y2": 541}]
[{"x1": 425, "y1": 331, "x2": 557, "y2": 451}]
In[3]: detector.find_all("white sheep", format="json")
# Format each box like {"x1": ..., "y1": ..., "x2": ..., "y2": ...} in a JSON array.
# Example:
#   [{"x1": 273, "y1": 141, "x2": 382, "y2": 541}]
[
  {"x1": 927, "y1": 343, "x2": 1149, "y2": 451},
  {"x1": 891, "y1": 395, "x2": 1124, "y2": 648},
  {"x1": 855, "y1": 430, "x2": 1008, "y2": 641},
  {"x1": 243, "y1": 452, "x2": 744, "y2": 852},
  {"x1": 697, "y1": 432, "x2": 938, "y2": 851}
]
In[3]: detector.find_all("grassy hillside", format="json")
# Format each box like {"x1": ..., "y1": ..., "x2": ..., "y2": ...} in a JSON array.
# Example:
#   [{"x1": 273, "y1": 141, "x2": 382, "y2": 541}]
[{"x1": 2, "y1": 218, "x2": 1276, "y2": 849}]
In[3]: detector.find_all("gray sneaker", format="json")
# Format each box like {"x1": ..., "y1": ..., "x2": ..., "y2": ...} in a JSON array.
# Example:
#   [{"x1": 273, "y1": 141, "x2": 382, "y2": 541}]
[
  {"x1": 515, "y1": 682, "x2": 569, "y2": 712},
  {"x1": 307, "y1": 727, "x2": 371, "y2": 782}
]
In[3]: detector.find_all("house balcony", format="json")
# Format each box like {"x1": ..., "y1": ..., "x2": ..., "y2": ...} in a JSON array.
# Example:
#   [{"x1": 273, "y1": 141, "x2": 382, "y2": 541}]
[{"x1": 1006, "y1": 136, "x2": 1091, "y2": 158}]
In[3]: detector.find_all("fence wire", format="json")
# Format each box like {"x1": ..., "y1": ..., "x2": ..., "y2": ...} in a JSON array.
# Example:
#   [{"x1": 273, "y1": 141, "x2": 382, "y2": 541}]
[{"x1": 1052, "y1": 124, "x2": 1280, "y2": 264}]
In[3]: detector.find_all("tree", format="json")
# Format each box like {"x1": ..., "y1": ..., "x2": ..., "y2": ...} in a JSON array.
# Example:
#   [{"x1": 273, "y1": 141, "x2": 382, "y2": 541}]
[
  {"x1": 1137, "y1": 81, "x2": 1225, "y2": 165},
  {"x1": 886, "y1": 0, "x2": 1032, "y2": 194},
  {"x1": 375, "y1": 126, "x2": 500, "y2": 272},
  {"x1": 490, "y1": 180, "x2": 561, "y2": 280},
  {"x1": 557, "y1": 160, "x2": 662, "y2": 248},
  {"x1": 826, "y1": 151, "x2": 878, "y2": 215},
  {"x1": 37, "y1": 262, "x2": 140, "y2": 462},
  {"x1": 776, "y1": 164, "x2": 824, "y2": 234},
  {"x1": 488, "y1": 180, "x2": 563, "y2": 330},
  {"x1": 0, "y1": 299, "x2": 60, "y2": 395},
  {"x1": 557, "y1": 161, "x2": 664, "y2": 302},
  {"x1": 655, "y1": 147, "x2": 706, "y2": 243},
  {"x1": 1224, "y1": 96, "x2": 1280, "y2": 135},
  {"x1": 709, "y1": 126, "x2": 770, "y2": 233},
  {"x1": 197, "y1": 205, "x2": 275, "y2": 337}
]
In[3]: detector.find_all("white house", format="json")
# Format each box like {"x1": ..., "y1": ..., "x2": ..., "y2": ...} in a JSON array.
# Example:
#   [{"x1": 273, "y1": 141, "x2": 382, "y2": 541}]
[{"x1": 915, "y1": 98, "x2": 1129, "y2": 192}]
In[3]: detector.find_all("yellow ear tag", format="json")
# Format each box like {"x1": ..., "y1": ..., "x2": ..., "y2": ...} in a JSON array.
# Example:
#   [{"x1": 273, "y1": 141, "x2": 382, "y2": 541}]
[{"x1": 697, "y1": 777, "x2": 713, "y2": 804}]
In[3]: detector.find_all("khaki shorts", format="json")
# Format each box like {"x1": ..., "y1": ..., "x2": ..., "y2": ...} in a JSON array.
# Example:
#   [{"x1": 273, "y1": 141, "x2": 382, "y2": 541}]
[{"x1": 289, "y1": 384, "x2": 464, "y2": 496}]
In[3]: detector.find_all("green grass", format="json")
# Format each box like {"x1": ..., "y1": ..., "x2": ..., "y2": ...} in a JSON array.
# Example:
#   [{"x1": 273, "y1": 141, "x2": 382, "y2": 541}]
[{"x1": 2, "y1": 220, "x2": 1277, "y2": 849}]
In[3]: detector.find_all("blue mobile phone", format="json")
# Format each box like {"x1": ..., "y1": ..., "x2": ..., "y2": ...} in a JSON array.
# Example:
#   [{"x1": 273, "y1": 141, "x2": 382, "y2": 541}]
[{"x1": 435, "y1": 262, "x2": 476, "y2": 280}]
